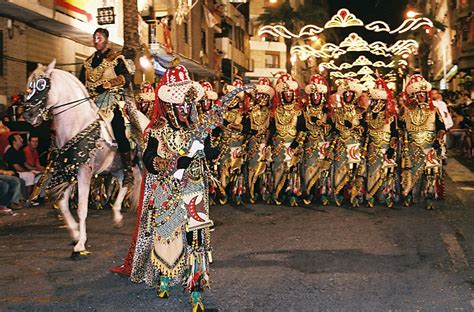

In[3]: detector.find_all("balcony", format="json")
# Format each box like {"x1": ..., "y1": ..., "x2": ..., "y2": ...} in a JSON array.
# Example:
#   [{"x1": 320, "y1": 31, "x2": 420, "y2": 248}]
[{"x1": 215, "y1": 37, "x2": 249, "y2": 69}]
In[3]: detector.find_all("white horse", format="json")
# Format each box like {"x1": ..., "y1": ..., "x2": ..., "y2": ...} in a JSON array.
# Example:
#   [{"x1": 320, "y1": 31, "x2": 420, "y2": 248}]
[{"x1": 24, "y1": 60, "x2": 149, "y2": 259}]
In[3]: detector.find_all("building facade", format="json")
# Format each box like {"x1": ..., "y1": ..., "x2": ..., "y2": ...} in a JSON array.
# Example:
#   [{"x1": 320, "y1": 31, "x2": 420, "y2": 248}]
[{"x1": 245, "y1": 0, "x2": 287, "y2": 83}]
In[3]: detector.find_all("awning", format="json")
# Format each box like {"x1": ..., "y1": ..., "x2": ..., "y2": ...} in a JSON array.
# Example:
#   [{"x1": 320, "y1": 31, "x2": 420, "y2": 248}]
[
  {"x1": 0, "y1": 1, "x2": 120, "y2": 47},
  {"x1": 150, "y1": 43, "x2": 216, "y2": 78}
]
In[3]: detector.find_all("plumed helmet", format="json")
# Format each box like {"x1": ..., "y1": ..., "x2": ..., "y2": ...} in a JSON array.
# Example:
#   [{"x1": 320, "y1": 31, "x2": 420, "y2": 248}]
[
  {"x1": 157, "y1": 65, "x2": 205, "y2": 103},
  {"x1": 304, "y1": 74, "x2": 329, "y2": 95},
  {"x1": 405, "y1": 74, "x2": 432, "y2": 95},
  {"x1": 274, "y1": 74, "x2": 299, "y2": 93},
  {"x1": 255, "y1": 77, "x2": 275, "y2": 99}
]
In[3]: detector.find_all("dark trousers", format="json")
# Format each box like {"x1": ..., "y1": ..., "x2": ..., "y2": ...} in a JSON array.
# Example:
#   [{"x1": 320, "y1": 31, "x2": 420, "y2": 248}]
[{"x1": 112, "y1": 106, "x2": 131, "y2": 153}]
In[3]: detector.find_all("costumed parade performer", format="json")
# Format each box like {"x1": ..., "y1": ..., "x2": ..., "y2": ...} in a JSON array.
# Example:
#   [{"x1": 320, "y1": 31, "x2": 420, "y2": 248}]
[
  {"x1": 301, "y1": 74, "x2": 335, "y2": 206},
  {"x1": 365, "y1": 78, "x2": 399, "y2": 208},
  {"x1": 332, "y1": 78, "x2": 367, "y2": 207},
  {"x1": 79, "y1": 28, "x2": 135, "y2": 186},
  {"x1": 198, "y1": 80, "x2": 222, "y2": 205},
  {"x1": 247, "y1": 78, "x2": 274, "y2": 204},
  {"x1": 270, "y1": 74, "x2": 306, "y2": 206},
  {"x1": 400, "y1": 74, "x2": 445, "y2": 209},
  {"x1": 216, "y1": 79, "x2": 248, "y2": 205},
  {"x1": 121, "y1": 65, "x2": 250, "y2": 311}
]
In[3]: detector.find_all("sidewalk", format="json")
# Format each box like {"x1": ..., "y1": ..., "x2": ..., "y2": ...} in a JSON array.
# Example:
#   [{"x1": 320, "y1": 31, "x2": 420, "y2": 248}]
[{"x1": 441, "y1": 152, "x2": 474, "y2": 267}]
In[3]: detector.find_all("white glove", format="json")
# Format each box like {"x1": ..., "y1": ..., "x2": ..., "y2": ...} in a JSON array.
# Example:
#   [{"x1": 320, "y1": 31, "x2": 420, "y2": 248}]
[
  {"x1": 188, "y1": 140, "x2": 204, "y2": 158},
  {"x1": 173, "y1": 169, "x2": 185, "y2": 180}
]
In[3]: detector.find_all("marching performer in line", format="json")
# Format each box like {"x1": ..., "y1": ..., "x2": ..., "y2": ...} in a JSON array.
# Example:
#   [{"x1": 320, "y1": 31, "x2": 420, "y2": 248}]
[
  {"x1": 400, "y1": 74, "x2": 446, "y2": 210},
  {"x1": 270, "y1": 74, "x2": 306, "y2": 206},
  {"x1": 216, "y1": 79, "x2": 248, "y2": 205},
  {"x1": 332, "y1": 78, "x2": 367, "y2": 207},
  {"x1": 247, "y1": 78, "x2": 275, "y2": 204},
  {"x1": 365, "y1": 78, "x2": 399, "y2": 208},
  {"x1": 301, "y1": 74, "x2": 335, "y2": 206},
  {"x1": 198, "y1": 81, "x2": 221, "y2": 204}
]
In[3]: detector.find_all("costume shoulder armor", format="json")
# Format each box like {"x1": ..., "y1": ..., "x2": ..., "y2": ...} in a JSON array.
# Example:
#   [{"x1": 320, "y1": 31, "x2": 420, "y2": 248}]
[{"x1": 105, "y1": 50, "x2": 124, "y2": 62}]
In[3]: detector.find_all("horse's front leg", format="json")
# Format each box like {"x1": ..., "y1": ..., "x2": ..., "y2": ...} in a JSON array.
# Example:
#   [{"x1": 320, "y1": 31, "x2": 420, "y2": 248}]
[
  {"x1": 57, "y1": 185, "x2": 79, "y2": 242},
  {"x1": 73, "y1": 166, "x2": 92, "y2": 255},
  {"x1": 111, "y1": 175, "x2": 127, "y2": 228}
]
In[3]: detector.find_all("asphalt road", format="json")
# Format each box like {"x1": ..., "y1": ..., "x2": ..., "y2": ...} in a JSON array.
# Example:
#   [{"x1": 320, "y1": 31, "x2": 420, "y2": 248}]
[{"x1": 1, "y1": 158, "x2": 473, "y2": 311}]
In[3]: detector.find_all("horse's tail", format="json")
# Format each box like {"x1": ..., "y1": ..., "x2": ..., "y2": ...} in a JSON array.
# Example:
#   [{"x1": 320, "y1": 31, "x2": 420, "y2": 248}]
[{"x1": 128, "y1": 165, "x2": 143, "y2": 211}]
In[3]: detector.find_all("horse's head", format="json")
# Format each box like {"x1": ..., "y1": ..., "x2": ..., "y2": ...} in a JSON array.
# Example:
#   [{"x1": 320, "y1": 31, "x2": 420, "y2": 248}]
[{"x1": 24, "y1": 59, "x2": 56, "y2": 126}]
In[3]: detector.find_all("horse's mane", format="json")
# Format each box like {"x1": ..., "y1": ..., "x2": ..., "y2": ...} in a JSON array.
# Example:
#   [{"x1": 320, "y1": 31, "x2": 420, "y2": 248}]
[
  {"x1": 51, "y1": 68, "x2": 98, "y2": 112},
  {"x1": 52, "y1": 69, "x2": 89, "y2": 97}
]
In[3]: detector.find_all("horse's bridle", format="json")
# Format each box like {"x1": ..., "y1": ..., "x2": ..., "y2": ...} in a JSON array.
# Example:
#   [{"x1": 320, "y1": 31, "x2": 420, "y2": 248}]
[
  {"x1": 24, "y1": 75, "x2": 52, "y2": 121},
  {"x1": 25, "y1": 75, "x2": 93, "y2": 121}
]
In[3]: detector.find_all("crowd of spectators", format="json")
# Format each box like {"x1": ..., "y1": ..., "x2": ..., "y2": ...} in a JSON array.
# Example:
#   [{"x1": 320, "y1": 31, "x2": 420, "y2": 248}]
[
  {"x1": 0, "y1": 95, "x2": 50, "y2": 214},
  {"x1": 441, "y1": 90, "x2": 473, "y2": 158}
]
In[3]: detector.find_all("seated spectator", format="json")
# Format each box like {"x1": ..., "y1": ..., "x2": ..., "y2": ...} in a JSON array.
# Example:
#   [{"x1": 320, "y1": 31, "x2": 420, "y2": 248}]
[
  {"x1": 0, "y1": 167, "x2": 26, "y2": 213},
  {"x1": 0, "y1": 179, "x2": 12, "y2": 214},
  {"x1": 447, "y1": 108, "x2": 472, "y2": 158},
  {"x1": 4, "y1": 134, "x2": 40, "y2": 197},
  {"x1": 24, "y1": 136, "x2": 45, "y2": 173}
]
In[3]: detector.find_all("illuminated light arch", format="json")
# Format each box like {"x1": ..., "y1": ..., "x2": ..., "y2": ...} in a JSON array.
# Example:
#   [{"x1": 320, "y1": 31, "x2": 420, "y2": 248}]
[
  {"x1": 353, "y1": 55, "x2": 373, "y2": 66},
  {"x1": 324, "y1": 8, "x2": 364, "y2": 28},
  {"x1": 291, "y1": 34, "x2": 418, "y2": 60},
  {"x1": 388, "y1": 17, "x2": 434, "y2": 34},
  {"x1": 257, "y1": 8, "x2": 435, "y2": 39},
  {"x1": 357, "y1": 66, "x2": 374, "y2": 75}
]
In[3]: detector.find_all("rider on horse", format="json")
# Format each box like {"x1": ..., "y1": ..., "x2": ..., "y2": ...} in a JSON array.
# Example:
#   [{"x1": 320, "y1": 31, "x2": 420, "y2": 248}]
[{"x1": 79, "y1": 28, "x2": 134, "y2": 186}]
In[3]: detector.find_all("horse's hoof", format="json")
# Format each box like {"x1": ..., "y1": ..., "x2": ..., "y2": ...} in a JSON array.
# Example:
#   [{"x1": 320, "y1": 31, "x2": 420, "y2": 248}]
[
  {"x1": 250, "y1": 197, "x2": 255, "y2": 204},
  {"x1": 71, "y1": 250, "x2": 91, "y2": 261},
  {"x1": 386, "y1": 198, "x2": 394, "y2": 208},
  {"x1": 367, "y1": 198, "x2": 374, "y2": 208},
  {"x1": 113, "y1": 219, "x2": 124, "y2": 229}
]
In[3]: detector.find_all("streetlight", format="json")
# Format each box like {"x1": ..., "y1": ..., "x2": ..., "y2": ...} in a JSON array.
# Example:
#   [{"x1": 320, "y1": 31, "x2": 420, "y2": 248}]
[{"x1": 406, "y1": 10, "x2": 421, "y2": 18}]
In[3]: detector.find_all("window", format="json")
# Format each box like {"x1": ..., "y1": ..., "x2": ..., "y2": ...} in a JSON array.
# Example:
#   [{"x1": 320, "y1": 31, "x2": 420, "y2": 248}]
[
  {"x1": 201, "y1": 30, "x2": 207, "y2": 51},
  {"x1": 265, "y1": 52, "x2": 280, "y2": 68},
  {"x1": 184, "y1": 21, "x2": 189, "y2": 44}
]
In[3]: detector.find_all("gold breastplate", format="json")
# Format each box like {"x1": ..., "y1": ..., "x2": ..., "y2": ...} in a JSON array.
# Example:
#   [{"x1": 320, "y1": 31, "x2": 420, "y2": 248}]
[
  {"x1": 275, "y1": 104, "x2": 300, "y2": 138},
  {"x1": 404, "y1": 107, "x2": 436, "y2": 133},
  {"x1": 250, "y1": 107, "x2": 270, "y2": 132},
  {"x1": 224, "y1": 109, "x2": 242, "y2": 125},
  {"x1": 84, "y1": 54, "x2": 120, "y2": 96},
  {"x1": 334, "y1": 106, "x2": 361, "y2": 140},
  {"x1": 304, "y1": 106, "x2": 326, "y2": 138}
]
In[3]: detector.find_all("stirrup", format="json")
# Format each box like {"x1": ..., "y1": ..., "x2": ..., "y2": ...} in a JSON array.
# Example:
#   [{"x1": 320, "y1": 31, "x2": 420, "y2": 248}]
[
  {"x1": 157, "y1": 276, "x2": 170, "y2": 299},
  {"x1": 190, "y1": 291, "x2": 204, "y2": 312}
]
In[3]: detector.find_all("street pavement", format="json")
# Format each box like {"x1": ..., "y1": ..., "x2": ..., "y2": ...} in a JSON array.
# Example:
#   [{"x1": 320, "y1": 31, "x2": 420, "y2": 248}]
[{"x1": 1, "y1": 157, "x2": 473, "y2": 311}]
